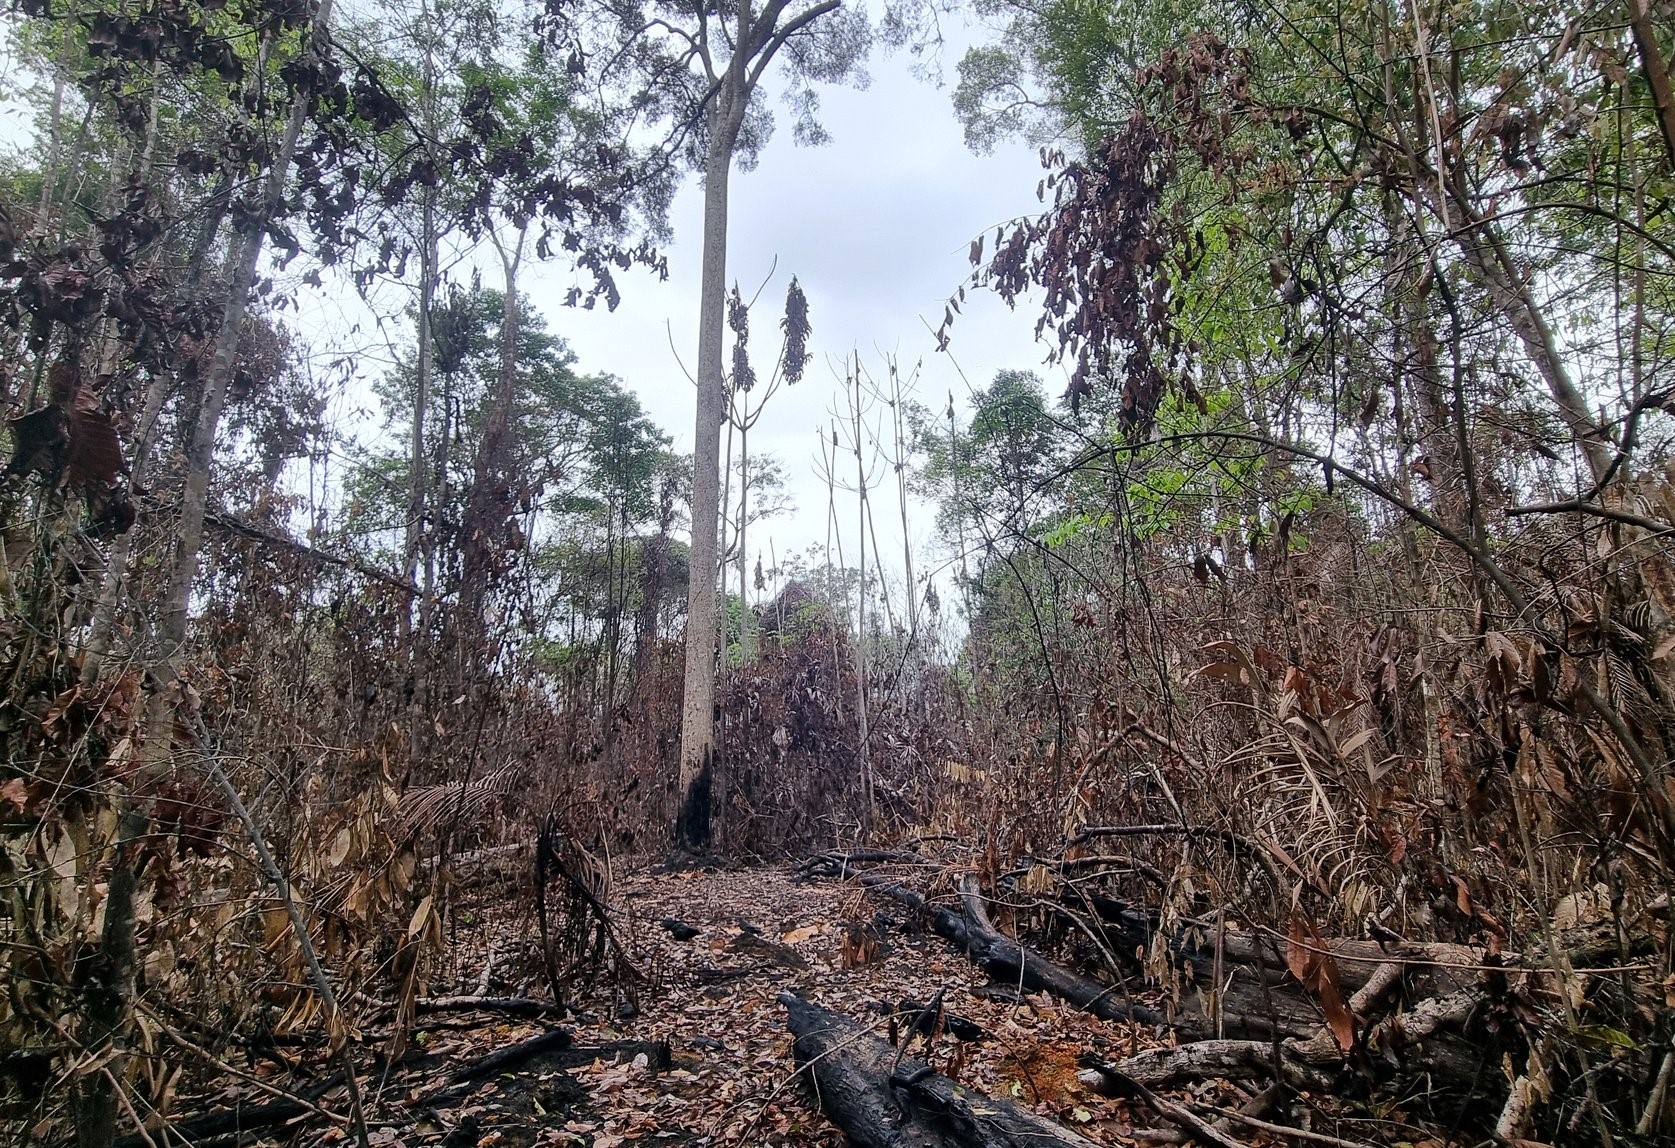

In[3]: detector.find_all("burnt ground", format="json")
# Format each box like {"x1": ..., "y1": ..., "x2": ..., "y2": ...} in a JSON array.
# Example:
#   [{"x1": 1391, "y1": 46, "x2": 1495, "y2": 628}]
[{"x1": 291, "y1": 860, "x2": 1165, "y2": 1148}]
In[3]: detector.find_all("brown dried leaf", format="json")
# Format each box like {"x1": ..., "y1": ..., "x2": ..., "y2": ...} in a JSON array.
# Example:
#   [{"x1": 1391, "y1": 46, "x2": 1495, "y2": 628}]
[
  {"x1": 0, "y1": 777, "x2": 29, "y2": 813},
  {"x1": 1453, "y1": 876, "x2": 1474, "y2": 917},
  {"x1": 66, "y1": 400, "x2": 121, "y2": 489},
  {"x1": 1286, "y1": 912, "x2": 1312, "y2": 982}
]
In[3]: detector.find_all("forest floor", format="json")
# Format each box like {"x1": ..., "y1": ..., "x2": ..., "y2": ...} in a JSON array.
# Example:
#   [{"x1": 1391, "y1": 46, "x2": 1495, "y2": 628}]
[{"x1": 314, "y1": 860, "x2": 1171, "y2": 1148}]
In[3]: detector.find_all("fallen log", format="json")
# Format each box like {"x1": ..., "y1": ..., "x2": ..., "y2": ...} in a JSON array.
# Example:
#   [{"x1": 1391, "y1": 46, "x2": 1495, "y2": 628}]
[
  {"x1": 856, "y1": 870, "x2": 1494, "y2": 1096},
  {"x1": 1054, "y1": 886, "x2": 1481, "y2": 1039},
  {"x1": 417, "y1": 841, "x2": 532, "y2": 875},
  {"x1": 1082, "y1": 1039, "x2": 1334, "y2": 1094},
  {"x1": 111, "y1": 1097, "x2": 313, "y2": 1148},
  {"x1": 107, "y1": 1052, "x2": 383, "y2": 1148},
  {"x1": 441, "y1": 1027, "x2": 575, "y2": 1087},
  {"x1": 1080, "y1": 985, "x2": 1495, "y2": 1100},
  {"x1": 780, "y1": 992, "x2": 1101, "y2": 1148},
  {"x1": 821, "y1": 841, "x2": 1487, "y2": 1048},
  {"x1": 863, "y1": 873, "x2": 1173, "y2": 1029},
  {"x1": 800, "y1": 849, "x2": 935, "y2": 878},
  {"x1": 840, "y1": 841, "x2": 1483, "y2": 1037},
  {"x1": 356, "y1": 994, "x2": 564, "y2": 1021},
  {"x1": 409, "y1": 1030, "x2": 669, "y2": 1110},
  {"x1": 416, "y1": 994, "x2": 559, "y2": 1018}
]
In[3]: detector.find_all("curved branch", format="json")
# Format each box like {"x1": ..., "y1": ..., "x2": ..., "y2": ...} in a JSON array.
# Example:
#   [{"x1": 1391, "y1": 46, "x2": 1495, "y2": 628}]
[{"x1": 746, "y1": 0, "x2": 841, "y2": 91}]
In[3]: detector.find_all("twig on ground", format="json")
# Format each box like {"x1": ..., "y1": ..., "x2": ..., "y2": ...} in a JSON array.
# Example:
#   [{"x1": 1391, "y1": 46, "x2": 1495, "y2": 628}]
[{"x1": 1199, "y1": 1105, "x2": 1381, "y2": 1148}]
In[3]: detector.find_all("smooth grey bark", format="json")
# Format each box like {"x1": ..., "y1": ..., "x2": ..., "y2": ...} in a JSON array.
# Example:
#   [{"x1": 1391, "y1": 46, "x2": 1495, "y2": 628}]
[
  {"x1": 676, "y1": 86, "x2": 743, "y2": 849},
  {"x1": 472, "y1": 223, "x2": 526, "y2": 575},
  {"x1": 887, "y1": 365, "x2": 919, "y2": 641},
  {"x1": 673, "y1": 0, "x2": 850, "y2": 850},
  {"x1": 849, "y1": 362, "x2": 873, "y2": 820},
  {"x1": 715, "y1": 385, "x2": 735, "y2": 662},
  {"x1": 1383, "y1": 5, "x2": 1612, "y2": 491},
  {"x1": 81, "y1": 80, "x2": 175, "y2": 687},
  {"x1": 736, "y1": 417, "x2": 751, "y2": 661},
  {"x1": 1444, "y1": 202, "x2": 1615, "y2": 488},
  {"x1": 79, "y1": 375, "x2": 167, "y2": 687}
]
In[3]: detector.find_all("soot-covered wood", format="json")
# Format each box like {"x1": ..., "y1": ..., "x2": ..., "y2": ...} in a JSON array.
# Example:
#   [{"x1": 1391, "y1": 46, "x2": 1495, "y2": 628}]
[{"x1": 780, "y1": 993, "x2": 1101, "y2": 1148}]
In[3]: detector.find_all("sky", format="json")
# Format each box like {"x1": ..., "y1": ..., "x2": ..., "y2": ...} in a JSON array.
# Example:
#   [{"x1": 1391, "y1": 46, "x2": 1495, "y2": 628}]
[{"x1": 511, "y1": 25, "x2": 1059, "y2": 599}]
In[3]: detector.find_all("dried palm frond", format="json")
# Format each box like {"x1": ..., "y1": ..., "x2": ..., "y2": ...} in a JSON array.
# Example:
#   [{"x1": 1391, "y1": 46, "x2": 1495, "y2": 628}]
[{"x1": 394, "y1": 762, "x2": 523, "y2": 839}]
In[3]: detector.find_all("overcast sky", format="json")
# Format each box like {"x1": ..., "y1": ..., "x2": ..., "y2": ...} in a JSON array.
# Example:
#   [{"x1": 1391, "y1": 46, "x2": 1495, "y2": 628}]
[
  {"x1": 0, "y1": 12, "x2": 1060, "y2": 609},
  {"x1": 514, "y1": 24, "x2": 1058, "y2": 601}
]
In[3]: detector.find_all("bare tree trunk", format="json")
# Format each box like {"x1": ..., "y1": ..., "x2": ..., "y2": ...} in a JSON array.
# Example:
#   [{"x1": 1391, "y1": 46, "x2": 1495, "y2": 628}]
[
  {"x1": 139, "y1": 4, "x2": 328, "y2": 761},
  {"x1": 888, "y1": 363, "x2": 919, "y2": 642},
  {"x1": 402, "y1": 183, "x2": 437, "y2": 693},
  {"x1": 716, "y1": 395, "x2": 734, "y2": 661},
  {"x1": 822, "y1": 424, "x2": 846, "y2": 723},
  {"x1": 604, "y1": 510, "x2": 622, "y2": 707},
  {"x1": 80, "y1": 71, "x2": 176, "y2": 686},
  {"x1": 948, "y1": 398, "x2": 974, "y2": 623},
  {"x1": 465, "y1": 224, "x2": 524, "y2": 604},
  {"x1": 79, "y1": 373, "x2": 167, "y2": 686},
  {"x1": 677, "y1": 83, "x2": 745, "y2": 850},
  {"x1": 1628, "y1": 1, "x2": 1675, "y2": 171},
  {"x1": 850, "y1": 361, "x2": 874, "y2": 825},
  {"x1": 633, "y1": 474, "x2": 676, "y2": 694},
  {"x1": 737, "y1": 418, "x2": 751, "y2": 662},
  {"x1": 1438, "y1": 188, "x2": 1613, "y2": 487},
  {"x1": 34, "y1": 0, "x2": 81, "y2": 226},
  {"x1": 402, "y1": 8, "x2": 442, "y2": 775}
]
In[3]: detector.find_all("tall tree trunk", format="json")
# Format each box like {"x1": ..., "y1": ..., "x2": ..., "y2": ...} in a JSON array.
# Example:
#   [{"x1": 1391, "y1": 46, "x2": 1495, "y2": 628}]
[
  {"x1": 79, "y1": 373, "x2": 166, "y2": 686},
  {"x1": 716, "y1": 394, "x2": 735, "y2": 660},
  {"x1": 80, "y1": 71, "x2": 178, "y2": 687},
  {"x1": 605, "y1": 509, "x2": 621, "y2": 708},
  {"x1": 1628, "y1": 1, "x2": 1675, "y2": 171},
  {"x1": 450, "y1": 225, "x2": 523, "y2": 787},
  {"x1": 676, "y1": 84, "x2": 744, "y2": 850},
  {"x1": 889, "y1": 365, "x2": 919, "y2": 642},
  {"x1": 139, "y1": 5, "x2": 328, "y2": 762},
  {"x1": 402, "y1": 9, "x2": 441, "y2": 776},
  {"x1": 1441, "y1": 200, "x2": 1614, "y2": 488},
  {"x1": 736, "y1": 418, "x2": 751, "y2": 662},
  {"x1": 632, "y1": 480, "x2": 675, "y2": 696},
  {"x1": 850, "y1": 361, "x2": 873, "y2": 825},
  {"x1": 402, "y1": 182, "x2": 437, "y2": 724},
  {"x1": 34, "y1": 0, "x2": 81, "y2": 226}
]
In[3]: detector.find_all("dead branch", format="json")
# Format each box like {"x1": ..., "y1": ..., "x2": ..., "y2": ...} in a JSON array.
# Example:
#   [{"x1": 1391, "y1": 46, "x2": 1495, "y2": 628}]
[
  {"x1": 1198, "y1": 1105, "x2": 1381, "y2": 1148},
  {"x1": 1093, "y1": 1064, "x2": 1252, "y2": 1148},
  {"x1": 861, "y1": 872, "x2": 1173, "y2": 1028},
  {"x1": 357, "y1": 995, "x2": 563, "y2": 1021}
]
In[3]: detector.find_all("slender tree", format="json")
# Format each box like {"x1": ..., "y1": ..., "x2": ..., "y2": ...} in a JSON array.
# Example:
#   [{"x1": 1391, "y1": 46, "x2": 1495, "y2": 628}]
[{"x1": 548, "y1": 0, "x2": 896, "y2": 847}]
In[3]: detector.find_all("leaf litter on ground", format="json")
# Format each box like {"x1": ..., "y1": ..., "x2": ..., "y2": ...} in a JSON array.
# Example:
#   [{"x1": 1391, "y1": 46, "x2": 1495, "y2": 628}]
[{"x1": 178, "y1": 860, "x2": 1168, "y2": 1147}]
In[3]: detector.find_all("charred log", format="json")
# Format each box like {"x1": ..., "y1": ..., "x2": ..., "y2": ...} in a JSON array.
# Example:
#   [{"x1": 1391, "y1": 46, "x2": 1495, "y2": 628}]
[{"x1": 780, "y1": 992, "x2": 1101, "y2": 1148}]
